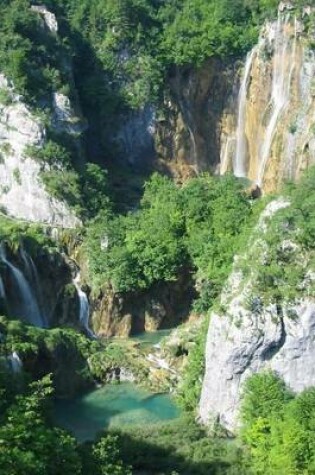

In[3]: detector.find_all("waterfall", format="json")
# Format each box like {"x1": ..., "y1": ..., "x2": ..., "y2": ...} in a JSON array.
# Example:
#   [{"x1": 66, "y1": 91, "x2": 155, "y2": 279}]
[
  {"x1": 73, "y1": 273, "x2": 94, "y2": 338},
  {"x1": 20, "y1": 247, "x2": 47, "y2": 326},
  {"x1": 220, "y1": 137, "x2": 235, "y2": 175},
  {"x1": 0, "y1": 246, "x2": 44, "y2": 328},
  {"x1": 257, "y1": 13, "x2": 297, "y2": 186},
  {"x1": 234, "y1": 48, "x2": 257, "y2": 177},
  {"x1": 8, "y1": 351, "x2": 23, "y2": 373},
  {"x1": 0, "y1": 275, "x2": 5, "y2": 299}
]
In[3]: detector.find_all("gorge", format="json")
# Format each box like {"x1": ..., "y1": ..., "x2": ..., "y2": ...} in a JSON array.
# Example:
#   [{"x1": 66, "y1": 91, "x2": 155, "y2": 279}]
[{"x1": 0, "y1": 1, "x2": 315, "y2": 474}]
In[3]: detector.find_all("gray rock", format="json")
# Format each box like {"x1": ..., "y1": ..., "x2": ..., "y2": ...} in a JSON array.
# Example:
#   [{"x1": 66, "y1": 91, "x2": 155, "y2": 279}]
[
  {"x1": 199, "y1": 200, "x2": 315, "y2": 432},
  {"x1": 0, "y1": 92, "x2": 80, "y2": 227}
]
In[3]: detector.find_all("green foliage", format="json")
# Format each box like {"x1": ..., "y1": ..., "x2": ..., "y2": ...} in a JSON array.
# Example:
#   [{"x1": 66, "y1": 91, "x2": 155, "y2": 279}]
[
  {"x1": 241, "y1": 372, "x2": 315, "y2": 474},
  {"x1": 245, "y1": 166, "x2": 315, "y2": 306},
  {"x1": 85, "y1": 173, "x2": 254, "y2": 308},
  {"x1": 0, "y1": 375, "x2": 82, "y2": 475},
  {"x1": 0, "y1": 0, "x2": 71, "y2": 105},
  {"x1": 0, "y1": 216, "x2": 55, "y2": 252},
  {"x1": 176, "y1": 317, "x2": 208, "y2": 411},
  {"x1": 92, "y1": 436, "x2": 132, "y2": 475},
  {"x1": 113, "y1": 414, "x2": 247, "y2": 474},
  {"x1": 27, "y1": 140, "x2": 72, "y2": 168},
  {"x1": 85, "y1": 173, "x2": 187, "y2": 291},
  {"x1": 80, "y1": 163, "x2": 111, "y2": 219}
]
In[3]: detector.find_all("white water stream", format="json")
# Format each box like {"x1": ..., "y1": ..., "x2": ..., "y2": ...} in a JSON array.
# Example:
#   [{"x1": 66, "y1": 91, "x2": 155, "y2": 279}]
[
  {"x1": 257, "y1": 14, "x2": 297, "y2": 185},
  {"x1": 234, "y1": 47, "x2": 257, "y2": 177},
  {"x1": 0, "y1": 246, "x2": 44, "y2": 327},
  {"x1": 74, "y1": 272, "x2": 94, "y2": 338}
]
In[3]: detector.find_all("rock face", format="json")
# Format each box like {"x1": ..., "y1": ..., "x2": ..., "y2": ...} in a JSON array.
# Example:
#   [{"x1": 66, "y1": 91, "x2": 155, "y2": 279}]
[
  {"x1": 154, "y1": 59, "x2": 238, "y2": 179},
  {"x1": 0, "y1": 80, "x2": 80, "y2": 226},
  {"x1": 115, "y1": 105, "x2": 156, "y2": 167},
  {"x1": 0, "y1": 4, "x2": 85, "y2": 227},
  {"x1": 151, "y1": 4, "x2": 315, "y2": 189},
  {"x1": 199, "y1": 200, "x2": 315, "y2": 433},
  {"x1": 92, "y1": 269, "x2": 196, "y2": 337},
  {"x1": 221, "y1": 4, "x2": 315, "y2": 192}
]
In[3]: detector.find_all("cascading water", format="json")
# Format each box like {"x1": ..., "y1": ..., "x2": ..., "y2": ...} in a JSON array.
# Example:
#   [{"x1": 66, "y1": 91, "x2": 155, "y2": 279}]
[
  {"x1": 220, "y1": 4, "x2": 310, "y2": 189},
  {"x1": 220, "y1": 137, "x2": 235, "y2": 175},
  {"x1": 0, "y1": 246, "x2": 44, "y2": 328},
  {"x1": 256, "y1": 13, "x2": 297, "y2": 186},
  {"x1": 8, "y1": 351, "x2": 23, "y2": 373},
  {"x1": 0, "y1": 275, "x2": 5, "y2": 299},
  {"x1": 20, "y1": 247, "x2": 47, "y2": 326},
  {"x1": 74, "y1": 273, "x2": 94, "y2": 338},
  {"x1": 234, "y1": 47, "x2": 257, "y2": 177}
]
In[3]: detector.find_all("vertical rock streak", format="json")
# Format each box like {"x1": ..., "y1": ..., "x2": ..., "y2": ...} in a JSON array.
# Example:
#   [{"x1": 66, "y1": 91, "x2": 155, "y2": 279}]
[
  {"x1": 257, "y1": 14, "x2": 296, "y2": 185},
  {"x1": 221, "y1": 6, "x2": 314, "y2": 190},
  {"x1": 234, "y1": 48, "x2": 257, "y2": 177}
]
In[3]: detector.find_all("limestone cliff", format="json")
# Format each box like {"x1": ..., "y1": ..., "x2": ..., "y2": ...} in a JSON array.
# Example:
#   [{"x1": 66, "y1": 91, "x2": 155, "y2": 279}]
[
  {"x1": 221, "y1": 3, "x2": 315, "y2": 192},
  {"x1": 153, "y1": 59, "x2": 238, "y2": 180},
  {"x1": 0, "y1": 5, "x2": 84, "y2": 227},
  {"x1": 91, "y1": 270, "x2": 196, "y2": 338},
  {"x1": 150, "y1": 3, "x2": 315, "y2": 190},
  {"x1": 199, "y1": 199, "x2": 315, "y2": 432}
]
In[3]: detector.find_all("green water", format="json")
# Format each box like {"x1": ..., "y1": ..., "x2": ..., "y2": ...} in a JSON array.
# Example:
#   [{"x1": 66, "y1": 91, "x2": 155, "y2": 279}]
[
  {"x1": 54, "y1": 383, "x2": 180, "y2": 442},
  {"x1": 131, "y1": 329, "x2": 172, "y2": 346}
]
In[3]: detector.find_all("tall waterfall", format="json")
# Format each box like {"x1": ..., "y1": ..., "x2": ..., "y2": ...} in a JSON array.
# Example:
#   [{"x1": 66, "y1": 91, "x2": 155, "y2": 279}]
[
  {"x1": 257, "y1": 14, "x2": 297, "y2": 186},
  {"x1": 219, "y1": 4, "x2": 313, "y2": 190},
  {"x1": 0, "y1": 246, "x2": 44, "y2": 328},
  {"x1": 74, "y1": 273, "x2": 94, "y2": 338},
  {"x1": 234, "y1": 48, "x2": 257, "y2": 177}
]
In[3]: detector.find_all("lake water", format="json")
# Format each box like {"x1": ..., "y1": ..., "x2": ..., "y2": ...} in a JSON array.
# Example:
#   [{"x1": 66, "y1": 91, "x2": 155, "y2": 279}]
[
  {"x1": 131, "y1": 329, "x2": 172, "y2": 346},
  {"x1": 54, "y1": 382, "x2": 180, "y2": 442}
]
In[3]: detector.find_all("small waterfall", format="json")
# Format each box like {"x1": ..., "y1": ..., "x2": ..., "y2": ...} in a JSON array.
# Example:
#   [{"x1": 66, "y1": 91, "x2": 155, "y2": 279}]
[
  {"x1": 8, "y1": 351, "x2": 23, "y2": 373},
  {"x1": 73, "y1": 273, "x2": 94, "y2": 338},
  {"x1": 234, "y1": 48, "x2": 257, "y2": 177},
  {"x1": 0, "y1": 275, "x2": 6, "y2": 299},
  {"x1": 220, "y1": 137, "x2": 235, "y2": 175},
  {"x1": 0, "y1": 246, "x2": 44, "y2": 328},
  {"x1": 257, "y1": 13, "x2": 297, "y2": 186},
  {"x1": 20, "y1": 247, "x2": 47, "y2": 326}
]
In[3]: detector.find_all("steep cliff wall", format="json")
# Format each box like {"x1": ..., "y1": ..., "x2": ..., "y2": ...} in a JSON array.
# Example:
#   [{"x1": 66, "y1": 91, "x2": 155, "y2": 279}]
[
  {"x1": 151, "y1": 4, "x2": 315, "y2": 190},
  {"x1": 154, "y1": 59, "x2": 238, "y2": 179},
  {"x1": 221, "y1": 3, "x2": 315, "y2": 192},
  {"x1": 91, "y1": 269, "x2": 196, "y2": 337},
  {"x1": 0, "y1": 6, "x2": 84, "y2": 227},
  {"x1": 199, "y1": 198, "x2": 315, "y2": 432}
]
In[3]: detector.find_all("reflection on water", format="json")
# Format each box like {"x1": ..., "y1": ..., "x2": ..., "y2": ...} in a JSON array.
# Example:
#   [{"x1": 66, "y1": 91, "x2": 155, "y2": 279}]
[{"x1": 54, "y1": 383, "x2": 180, "y2": 442}]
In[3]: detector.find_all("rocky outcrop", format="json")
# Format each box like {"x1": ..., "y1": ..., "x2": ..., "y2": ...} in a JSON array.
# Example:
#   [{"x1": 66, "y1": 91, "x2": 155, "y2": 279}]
[
  {"x1": 0, "y1": 75, "x2": 80, "y2": 226},
  {"x1": 23, "y1": 331, "x2": 93, "y2": 398},
  {"x1": 91, "y1": 269, "x2": 196, "y2": 337},
  {"x1": 0, "y1": 4, "x2": 85, "y2": 226},
  {"x1": 199, "y1": 199, "x2": 315, "y2": 433}
]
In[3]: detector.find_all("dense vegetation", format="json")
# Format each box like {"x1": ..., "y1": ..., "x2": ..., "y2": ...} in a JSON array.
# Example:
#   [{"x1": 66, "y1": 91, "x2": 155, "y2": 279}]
[
  {"x1": 236, "y1": 167, "x2": 315, "y2": 311},
  {"x1": 241, "y1": 372, "x2": 315, "y2": 473},
  {"x1": 85, "y1": 173, "x2": 255, "y2": 309}
]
